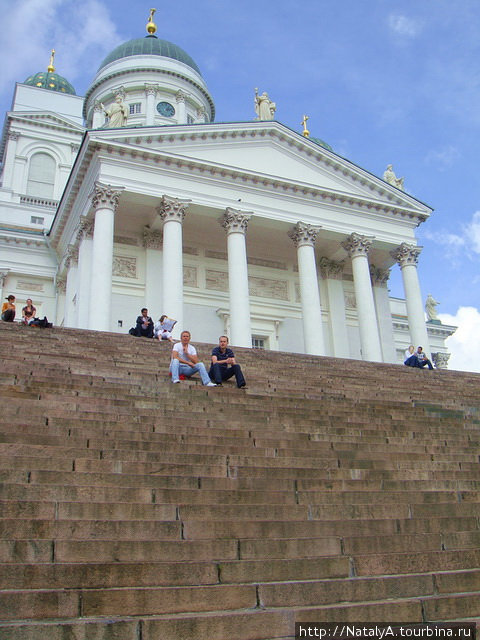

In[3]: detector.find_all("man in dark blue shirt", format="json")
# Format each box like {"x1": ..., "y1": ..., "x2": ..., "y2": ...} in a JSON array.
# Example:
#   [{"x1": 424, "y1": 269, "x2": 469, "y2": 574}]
[{"x1": 209, "y1": 336, "x2": 247, "y2": 388}]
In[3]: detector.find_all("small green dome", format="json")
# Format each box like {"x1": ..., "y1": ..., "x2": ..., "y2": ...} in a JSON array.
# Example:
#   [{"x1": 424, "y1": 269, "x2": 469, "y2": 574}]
[
  {"x1": 310, "y1": 136, "x2": 333, "y2": 152},
  {"x1": 98, "y1": 35, "x2": 202, "y2": 76},
  {"x1": 23, "y1": 71, "x2": 77, "y2": 96},
  {"x1": 24, "y1": 71, "x2": 76, "y2": 95}
]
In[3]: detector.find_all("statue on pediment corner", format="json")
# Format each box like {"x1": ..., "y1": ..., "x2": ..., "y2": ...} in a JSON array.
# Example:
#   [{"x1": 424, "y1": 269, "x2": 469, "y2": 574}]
[{"x1": 383, "y1": 164, "x2": 404, "y2": 190}]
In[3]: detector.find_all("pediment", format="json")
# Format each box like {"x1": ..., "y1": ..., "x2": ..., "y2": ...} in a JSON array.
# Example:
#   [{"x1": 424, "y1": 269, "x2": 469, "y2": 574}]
[
  {"x1": 94, "y1": 122, "x2": 430, "y2": 216},
  {"x1": 10, "y1": 111, "x2": 85, "y2": 133}
]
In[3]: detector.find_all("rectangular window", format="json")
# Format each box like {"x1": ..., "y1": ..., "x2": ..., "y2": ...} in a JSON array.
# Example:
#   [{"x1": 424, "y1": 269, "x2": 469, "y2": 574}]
[
  {"x1": 30, "y1": 216, "x2": 45, "y2": 225},
  {"x1": 129, "y1": 103, "x2": 142, "y2": 114},
  {"x1": 252, "y1": 336, "x2": 266, "y2": 349}
]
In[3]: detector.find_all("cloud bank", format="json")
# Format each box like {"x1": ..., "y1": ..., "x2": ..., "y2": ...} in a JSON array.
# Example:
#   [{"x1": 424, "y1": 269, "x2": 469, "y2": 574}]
[{"x1": 438, "y1": 306, "x2": 480, "y2": 373}]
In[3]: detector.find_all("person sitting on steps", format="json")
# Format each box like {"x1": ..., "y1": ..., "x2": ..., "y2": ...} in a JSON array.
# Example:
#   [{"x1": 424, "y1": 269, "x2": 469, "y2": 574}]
[
  {"x1": 209, "y1": 335, "x2": 247, "y2": 388},
  {"x1": 170, "y1": 330, "x2": 216, "y2": 386}
]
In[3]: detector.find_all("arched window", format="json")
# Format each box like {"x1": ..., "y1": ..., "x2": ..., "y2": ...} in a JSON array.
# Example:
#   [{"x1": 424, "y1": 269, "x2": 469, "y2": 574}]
[{"x1": 26, "y1": 152, "x2": 55, "y2": 198}]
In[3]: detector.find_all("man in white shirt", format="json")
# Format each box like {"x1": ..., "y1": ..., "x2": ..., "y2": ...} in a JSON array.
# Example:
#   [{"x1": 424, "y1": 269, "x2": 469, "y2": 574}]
[{"x1": 170, "y1": 331, "x2": 217, "y2": 386}]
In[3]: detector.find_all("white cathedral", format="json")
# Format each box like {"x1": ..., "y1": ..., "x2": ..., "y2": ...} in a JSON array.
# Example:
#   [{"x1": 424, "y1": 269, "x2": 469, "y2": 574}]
[{"x1": 0, "y1": 11, "x2": 455, "y2": 366}]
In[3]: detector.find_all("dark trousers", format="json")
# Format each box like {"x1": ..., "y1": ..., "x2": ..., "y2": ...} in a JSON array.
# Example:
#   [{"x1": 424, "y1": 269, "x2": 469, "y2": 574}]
[
  {"x1": 209, "y1": 363, "x2": 246, "y2": 387},
  {"x1": 1, "y1": 309, "x2": 15, "y2": 322},
  {"x1": 136, "y1": 325, "x2": 154, "y2": 338}
]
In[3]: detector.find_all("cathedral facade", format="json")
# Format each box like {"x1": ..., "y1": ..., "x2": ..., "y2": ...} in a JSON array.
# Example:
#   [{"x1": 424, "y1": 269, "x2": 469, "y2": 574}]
[{"x1": 0, "y1": 15, "x2": 455, "y2": 365}]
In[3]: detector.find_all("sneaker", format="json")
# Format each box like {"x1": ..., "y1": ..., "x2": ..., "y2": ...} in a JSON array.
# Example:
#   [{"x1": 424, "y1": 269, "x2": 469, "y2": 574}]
[
  {"x1": 205, "y1": 382, "x2": 217, "y2": 387},
  {"x1": 172, "y1": 380, "x2": 180, "y2": 384}
]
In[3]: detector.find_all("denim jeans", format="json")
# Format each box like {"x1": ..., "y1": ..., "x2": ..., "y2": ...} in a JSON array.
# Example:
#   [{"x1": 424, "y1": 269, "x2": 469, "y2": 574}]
[{"x1": 170, "y1": 359, "x2": 212, "y2": 384}]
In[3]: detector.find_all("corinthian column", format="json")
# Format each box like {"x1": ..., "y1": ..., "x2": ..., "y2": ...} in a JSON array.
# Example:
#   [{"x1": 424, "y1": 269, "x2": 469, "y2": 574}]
[
  {"x1": 88, "y1": 182, "x2": 123, "y2": 331},
  {"x1": 370, "y1": 265, "x2": 396, "y2": 363},
  {"x1": 221, "y1": 208, "x2": 252, "y2": 348},
  {"x1": 391, "y1": 243, "x2": 431, "y2": 357},
  {"x1": 288, "y1": 222, "x2": 325, "y2": 356},
  {"x1": 158, "y1": 195, "x2": 190, "y2": 333},
  {"x1": 76, "y1": 217, "x2": 94, "y2": 329},
  {"x1": 341, "y1": 233, "x2": 382, "y2": 362},
  {"x1": 64, "y1": 245, "x2": 79, "y2": 328},
  {"x1": 145, "y1": 84, "x2": 158, "y2": 126},
  {"x1": 319, "y1": 257, "x2": 349, "y2": 358},
  {"x1": 176, "y1": 90, "x2": 187, "y2": 124}
]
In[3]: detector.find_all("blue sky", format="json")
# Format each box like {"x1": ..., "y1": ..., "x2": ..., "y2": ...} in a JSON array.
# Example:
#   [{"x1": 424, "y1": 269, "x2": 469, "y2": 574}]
[{"x1": 1, "y1": 0, "x2": 479, "y2": 370}]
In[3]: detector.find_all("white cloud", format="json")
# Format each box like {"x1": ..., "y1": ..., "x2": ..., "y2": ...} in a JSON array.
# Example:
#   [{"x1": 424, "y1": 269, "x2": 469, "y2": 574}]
[
  {"x1": 438, "y1": 306, "x2": 480, "y2": 373},
  {"x1": 388, "y1": 15, "x2": 422, "y2": 38},
  {"x1": 423, "y1": 210, "x2": 480, "y2": 261},
  {"x1": 0, "y1": 0, "x2": 121, "y2": 97},
  {"x1": 424, "y1": 145, "x2": 461, "y2": 170}
]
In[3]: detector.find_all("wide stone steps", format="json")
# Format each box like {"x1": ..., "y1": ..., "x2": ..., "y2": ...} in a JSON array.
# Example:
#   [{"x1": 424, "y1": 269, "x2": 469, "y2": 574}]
[{"x1": 1, "y1": 322, "x2": 480, "y2": 638}]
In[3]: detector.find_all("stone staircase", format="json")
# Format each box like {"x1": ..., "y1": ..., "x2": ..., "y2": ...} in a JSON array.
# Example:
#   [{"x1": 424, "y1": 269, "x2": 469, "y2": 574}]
[{"x1": 0, "y1": 321, "x2": 479, "y2": 639}]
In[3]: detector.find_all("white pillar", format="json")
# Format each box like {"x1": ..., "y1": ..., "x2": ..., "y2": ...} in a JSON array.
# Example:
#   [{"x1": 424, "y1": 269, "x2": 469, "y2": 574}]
[
  {"x1": 88, "y1": 183, "x2": 123, "y2": 331},
  {"x1": 92, "y1": 101, "x2": 105, "y2": 129},
  {"x1": 76, "y1": 217, "x2": 94, "y2": 329},
  {"x1": 0, "y1": 271, "x2": 9, "y2": 302},
  {"x1": 318, "y1": 258, "x2": 349, "y2": 358},
  {"x1": 196, "y1": 106, "x2": 207, "y2": 124},
  {"x1": 392, "y1": 243, "x2": 431, "y2": 357},
  {"x1": 342, "y1": 233, "x2": 382, "y2": 362},
  {"x1": 289, "y1": 222, "x2": 325, "y2": 356},
  {"x1": 2, "y1": 131, "x2": 20, "y2": 190},
  {"x1": 56, "y1": 277, "x2": 66, "y2": 326},
  {"x1": 176, "y1": 90, "x2": 187, "y2": 124},
  {"x1": 158, "y1": 195, "x2": 190, "y2": 334},
  {"x1": 221, "y1": 208, "x2": 252, "y2": 348},
  {"x1": 145, "y1": 84, "x2": 158, "y2": 126},
  {"x1": 370, "y1": 265, "x2": 397, "y2": 363},
  {"x1": 143, "y1": 228, "x2": 163, "y2": 326},
  {"x1": 64, "y1": 245, "x2": 78, "y2": 328}
]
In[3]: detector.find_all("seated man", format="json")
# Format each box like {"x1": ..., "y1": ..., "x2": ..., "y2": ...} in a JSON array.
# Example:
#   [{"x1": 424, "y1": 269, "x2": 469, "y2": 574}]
[
  {"x1": 416, "y1": 346, "x2": 434, "y2": 370},
  {"x1": 133, "y1": 308, "x2": 154, "y2": 338},
  {"x1": 209, "y1": 335, "x2": 247, "y2": 388},
  {"x1": 170, "y1": 330, "x2": 216, "y2": 386},
  {"x1": 404, "y1": 344, "x2": 419, "y2": 367}
]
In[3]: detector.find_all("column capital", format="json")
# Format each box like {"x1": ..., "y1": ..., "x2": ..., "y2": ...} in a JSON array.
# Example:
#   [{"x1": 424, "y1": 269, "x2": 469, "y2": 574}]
[
  {"x1": 176, "y1": 90, "x2": 187, "y2": 104},
  {"x1": 8, "y1": 131, "x2": 20, "y2": 141},
  {"x1": 64, "y1": 244, "x2": 79, "y2": 269},
  {"x1": 157, "y1": 195, "x2": 191, "y2": 223},
  {"x1": 93, "y1": 100, "x2": 103, "y2": 113},
  {"x1": 143, "y1": 227, "x2": 163, "y2": 249},
  {"x1": 196, "y1": 106, "x2": 206, "y2": 120},
  {"x1": 90, "y1": 182, "x2": 124, "y2": 212},
  {"x1": 432, "y1": 352, "x2": 450, "y2": 369},
  {"x1": 56, "y1": 276, "x2": 66, "y2": 294},
  {"x1": 318, "y1": 257, "x2": 345, "y2": 280},
  {"x1": 145, "y1": 83, "x2": 159, "y2": 97},
  {"x1": 77, "y1": 217, "x2": 94, "y2": 242},
  {"x1": 391, "y1": 242, "x2": 422, "y2": 268},
  {"x1": 370, "y1": 265, "x2": 391, "y2": 286},
  {"x1": 288, "y1": 222, "x2": 321, "y2": 248},
  {"x1": 221, "y1": 208, "x2": 252, "y2": 234},
  {"x1": 341, "y1": 232, "x2": 373, "y2": 258}
]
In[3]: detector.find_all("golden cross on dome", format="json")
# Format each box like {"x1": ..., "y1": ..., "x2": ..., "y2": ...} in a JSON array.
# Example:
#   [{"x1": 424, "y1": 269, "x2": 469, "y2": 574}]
[
  {"x1": 147, "y1": 8, "x2": 157, "y2": 35},
  {"x1": 47, "y1": 49, "x2": 55, "y2": 73},
  {"x1": 301, "y1": 115, "x2": 310, "y2": 138}
]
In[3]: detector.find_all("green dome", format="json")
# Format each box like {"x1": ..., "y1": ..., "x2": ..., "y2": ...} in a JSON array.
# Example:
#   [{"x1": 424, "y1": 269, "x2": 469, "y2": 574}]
[
  {"x1": 23, "y1": 71, "x2": 76, "y2": 95},
  {"x1": 310, "y1": 136, "x2": 333, "y2": 152},
  {"x1": 98, "y1": 35, "x2": 202, "y2": 76}
]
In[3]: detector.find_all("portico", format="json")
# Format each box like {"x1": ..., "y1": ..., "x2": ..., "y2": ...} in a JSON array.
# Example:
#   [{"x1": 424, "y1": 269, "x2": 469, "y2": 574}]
[{"x1": 49, "y1": 119, "x2": 436, "y2": 361}]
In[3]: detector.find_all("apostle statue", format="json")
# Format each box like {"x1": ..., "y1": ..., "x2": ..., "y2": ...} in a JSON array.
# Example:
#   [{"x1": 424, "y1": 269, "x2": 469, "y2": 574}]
[
  {"x1": 101, "y1": 95, "x2": 129, "y2": 128},
  {"x1": 425, "y1": 293, "x2": 440, "y2": 321},
  {"x1": 383, "y1": 164, "x2": 404, "y2": 190},
  {"x1": 254, "y1": 88, "x2": 276, "y2": 121}
]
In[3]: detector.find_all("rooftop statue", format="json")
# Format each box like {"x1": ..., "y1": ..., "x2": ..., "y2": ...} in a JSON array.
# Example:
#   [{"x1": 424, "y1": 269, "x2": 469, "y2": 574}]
[
  {"x1": 101, "y1": 95, "x2": 128, "y2": 128},
  {"x1": 383, "y1": 164, "x2": 404, "y2": 190},
  {"x1": 254, "y1": 88, "x2": 276, "y2": 121},
  {"x1": 425, "y1": 293, "x2": 440, "y2": 321}
]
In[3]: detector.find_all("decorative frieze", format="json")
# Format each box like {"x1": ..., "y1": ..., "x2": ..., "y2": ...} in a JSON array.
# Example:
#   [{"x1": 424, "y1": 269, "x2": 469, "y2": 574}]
[
  {"x1": 112, "y1": 256, "x2": 137, "y2": 279},
  {"x1": 344, "y1": 292, "x2": 357, "y2": 309},
  {"x1": 206, "y1": 250, "x2": 227, "y2": 261},
  {"x1": 91, "y1": 182, "x2": 123, "y2": 212},
  {"x1": 183, "y1": 246, "x2": 199, "y2": 256},
  {"x1": 17, "y1": 280, "x2": 44, "y2": 293},
  {"x1": 157, "y1": 195, "x2": 190, "y2": 223},
  {"x1": 114, "y1": 235, "x2": 139, "y2": 246},
  {"x1": 206, "y1": 269, "x2": 228, "y2": 291},
  {"x1": 221, "y1": 208, "x2": 252, "y2": 234},
  {"x1": 288, "y1": 222, "x2": 321, "y2": 248},
  {"x1": 143, "y1": 228, "x2": 162, "y2": 250},
  {"x1": 318, "y1": 257, "x2": 345, "y2": 280},
  {"x1": 183, "y1": 265, "x2": 198, "y2": 287},
  {"x1": 391, "y1": 242, "x2": 422, "y2": 268},
  {"x1": 249, "y1": 276, "x2": 289, "y2": 301},
  {"x1": 341, "y1": 232, "x2": 373, "y2": 258},
  {"x1": 248, "y1": 257, "x2": 287, "y2": 270}
]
